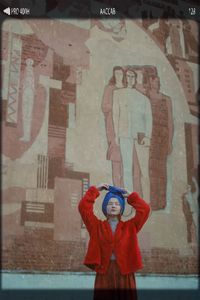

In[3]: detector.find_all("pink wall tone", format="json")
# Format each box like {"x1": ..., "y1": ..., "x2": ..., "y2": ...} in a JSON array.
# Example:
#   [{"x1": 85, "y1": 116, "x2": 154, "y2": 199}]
[
  {"x1": 2, "y1": 212, "x2": 24, "y2": 237},
  {"x1": 2, "y1": 187, "x2": 26, "y2": 238},
  {"x1": 2, "y1": 187, "x2": 26, "y2": 204},
  {"x1": 54, "y1": 177, "x2": 82, "y2": 242},
  {"x1": 26, "y1": 20, "x2": 90, "y2": 68}
]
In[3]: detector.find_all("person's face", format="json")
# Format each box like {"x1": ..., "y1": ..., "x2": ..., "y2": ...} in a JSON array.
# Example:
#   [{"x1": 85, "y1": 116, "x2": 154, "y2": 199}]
[
  {"x1": 126, "y1": 70, "x2": 136, "y2": 88},
  {"x1": 106, "y1": 198, "x2": 121, "y2": 216},
  {"x1": 114, "y1": 69, "x2": 124, "y2": 84}
]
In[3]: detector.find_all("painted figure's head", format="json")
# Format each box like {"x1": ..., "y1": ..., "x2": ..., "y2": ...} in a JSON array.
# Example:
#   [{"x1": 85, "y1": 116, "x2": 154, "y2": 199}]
[
  {"x1": 125, "y1": 68, "x2": 137, "y2": 88},
  {"x1": 26, "y1": 58, "x2": 34, "y2": 67},
  {"x1": 112, "y1": 20, "x2": 124, "y2": 34},
  {"x1": 102, "y1": 186, "x2": 126, "y2": 217},
  {"x1": 149, "y1": 75, "x2": 160, "y2": 92},
  {"x1": 109, "y1": 66, "x2": 125, "y2": 88}
]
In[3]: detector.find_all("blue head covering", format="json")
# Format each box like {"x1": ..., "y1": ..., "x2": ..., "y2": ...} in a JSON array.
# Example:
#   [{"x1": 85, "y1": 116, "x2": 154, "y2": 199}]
[{"x1": 102, "y1": 185, "x2": 126, "y2": 217}]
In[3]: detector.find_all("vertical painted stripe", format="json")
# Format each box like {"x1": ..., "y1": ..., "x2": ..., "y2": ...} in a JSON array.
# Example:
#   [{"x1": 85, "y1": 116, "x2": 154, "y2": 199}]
[{"x1": 6, "y1": 36, "x2": 22, "y2": 124}]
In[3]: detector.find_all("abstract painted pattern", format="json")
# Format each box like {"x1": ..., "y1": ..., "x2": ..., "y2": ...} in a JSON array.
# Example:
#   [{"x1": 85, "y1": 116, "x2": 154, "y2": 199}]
[
  {"x1": 6, "y1": 37, "x2": 22, "y2": 126},
  {"x1": 1, "y1": 14, "x2": 199, "y2": 275}
]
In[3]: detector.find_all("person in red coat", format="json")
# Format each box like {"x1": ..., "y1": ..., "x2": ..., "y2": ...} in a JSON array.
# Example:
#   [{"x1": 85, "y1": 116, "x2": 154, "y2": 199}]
[{"x1": 78, "y1": 183, "x2": 150, "y2": 300}]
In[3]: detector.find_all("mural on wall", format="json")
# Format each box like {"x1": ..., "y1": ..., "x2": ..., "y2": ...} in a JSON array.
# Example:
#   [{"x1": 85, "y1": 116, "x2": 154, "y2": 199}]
[
  {"x1": 146, "y1": 19, "x2": 198, "y2": 62},
  {"x1": 1, "y1": 14, "x2": 199, "y2": 274},
  {"x1": 102, "y1": 65, "x2": 174, "y2": 210},
  {"x1": 182, "y1": 122, "x2": 199, "y2": 244},
  {"x1": 92, "y1": 19, "x2": 127, "y2": 42},
  {"x1": 1, "y1": 19, "x2": 90, "y2": 271},
  {"x1": 141, "y1": 17, "x2": 199, "y2": 119}
]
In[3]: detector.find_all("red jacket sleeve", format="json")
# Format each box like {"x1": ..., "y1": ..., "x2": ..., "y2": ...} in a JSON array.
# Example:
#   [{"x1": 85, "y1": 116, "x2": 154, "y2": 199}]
[
  {"x1": 127, "y1": 192, "x2": 151, "y2": 233},
  {"x1": 78, "y1": 186, "x2": 100, "y2": 234}
]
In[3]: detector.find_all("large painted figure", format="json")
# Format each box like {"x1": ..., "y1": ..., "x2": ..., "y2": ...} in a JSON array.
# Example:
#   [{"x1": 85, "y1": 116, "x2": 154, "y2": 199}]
[
  {"x1": 147, "y1": 75, "x2": 174, "y2": 209},
  {"x1": 113, "y1": 67, "x2": 152, "y2": 199},
  {"x1": 102, "y1": 67, "x2": 125, "y2": 187}
]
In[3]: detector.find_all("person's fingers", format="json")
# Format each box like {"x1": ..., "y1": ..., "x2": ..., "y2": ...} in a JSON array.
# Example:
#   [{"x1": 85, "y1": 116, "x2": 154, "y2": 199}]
[
  {"x1": 103, "y1": 184, "x2": 109, "y2": 190},
  {"x1": 123, "y1": 193, "x2": 129, "y2": 198},
  {"x1": 100, "y1": 183, "x2": 109, "y2": 190}
]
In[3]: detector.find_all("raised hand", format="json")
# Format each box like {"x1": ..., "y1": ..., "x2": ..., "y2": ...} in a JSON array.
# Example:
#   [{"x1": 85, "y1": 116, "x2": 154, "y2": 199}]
[
  {"x1": 122, "y1": 188, "x2": 131, "y2": 198},
  {"x1": 97, "y1": 183, "x2": 109, "y2": 191}
]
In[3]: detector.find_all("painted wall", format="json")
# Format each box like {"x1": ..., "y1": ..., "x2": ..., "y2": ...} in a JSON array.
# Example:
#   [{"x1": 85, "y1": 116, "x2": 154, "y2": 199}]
[{"x1": 1, "y1": 16, "x2": 198, "y2": 274}]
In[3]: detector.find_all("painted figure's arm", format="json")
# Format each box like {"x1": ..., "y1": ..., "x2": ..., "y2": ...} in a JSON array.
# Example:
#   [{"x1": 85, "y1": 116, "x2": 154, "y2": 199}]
[
  {"x1": 166, "y1": 97, "x2": 174, "y2": 154},
  {"x1": 102, "y1": 85, "x2": 114, "y2": 114},
  {"x1": 102, "y1": 85, "x2": 116, "y2": 145},
  {"x1": 112, "y1": 92, "x2": 120, "y2": 145},
  {"x1": 144, "y1": 97, "x2": 152, "y2": 139},
  {"x1": 126, "y1": 192, "x2": 151, "y2": 232}
]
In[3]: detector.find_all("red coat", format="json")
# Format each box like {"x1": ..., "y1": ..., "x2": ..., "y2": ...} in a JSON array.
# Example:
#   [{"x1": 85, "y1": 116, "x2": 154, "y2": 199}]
[{"x1": 78, "y1": 186, "x2": 150, "y2": 275}]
